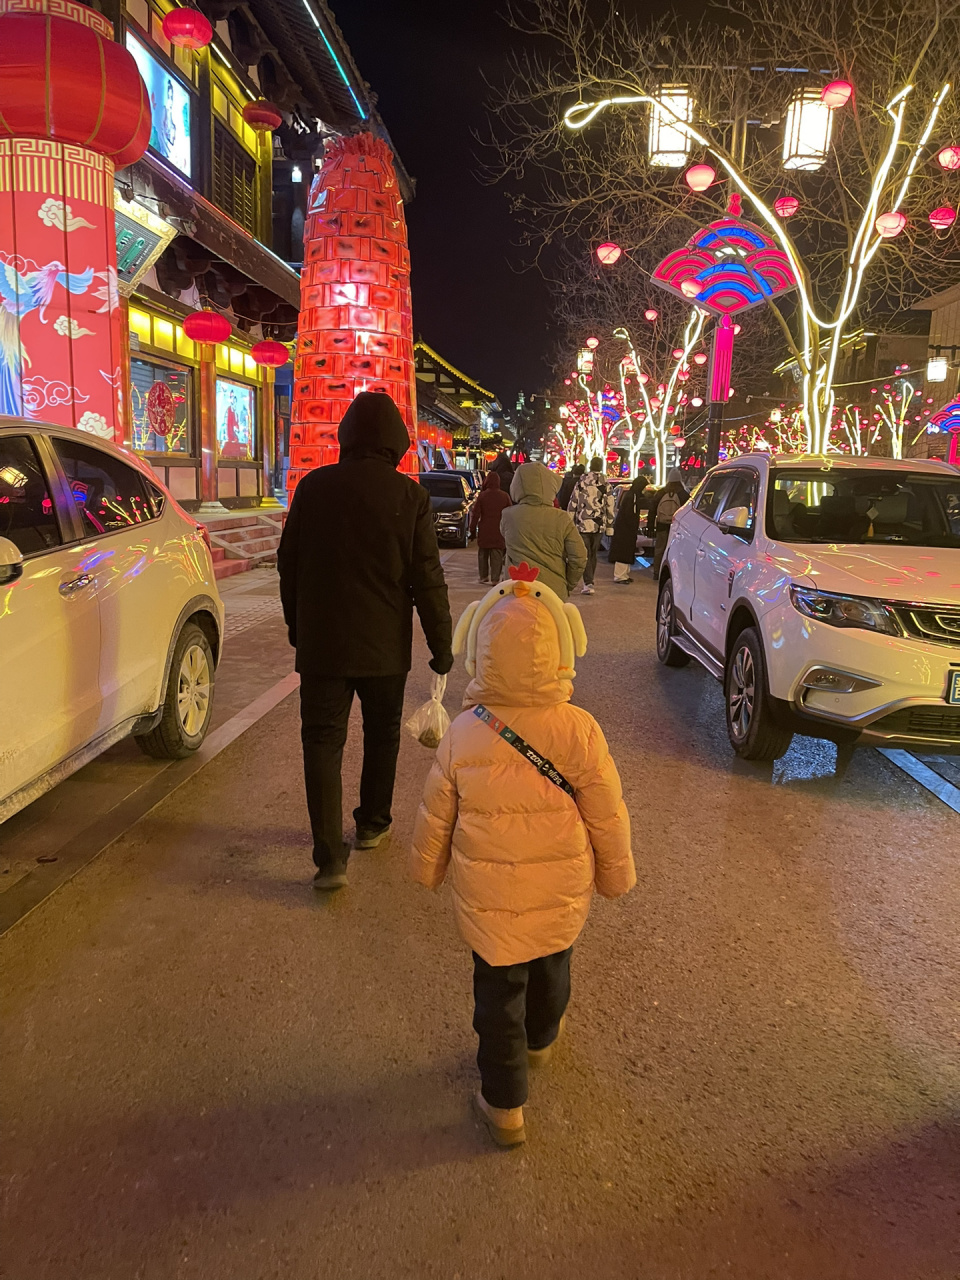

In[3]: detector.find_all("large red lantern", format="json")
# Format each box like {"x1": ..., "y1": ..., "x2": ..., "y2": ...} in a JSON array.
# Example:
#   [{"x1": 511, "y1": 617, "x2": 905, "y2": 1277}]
[
  {"x1": 596, "y1": 241, "x2": 622, "y2": 265},
  {"x1": 876, "y1": 211, "x2": 907, "y2": 238},
  {"x1": 774, "y1": 195, "x2": 800, "y2": 218},
  {"x1": 929, "y1": 206, "x2": 957, "y2": 231},
  {"x1": 183, "y1": 309, "x2": 232, "y2": 344},
  {"x1": 161, "y1": 7, "x2": 213, "y2": 49},
  {"x1": 936, "y1": 145, "x2": 960, "y2": 171},
  {"x1": 251, "y1": 339, "x2": 289, "y2": 367},
  {"x1": 242, "y1": 100, "x2": 283, "y2": 132},
  {"x1": 684, "y1": 164, "x2": 716, "y2": 192}
]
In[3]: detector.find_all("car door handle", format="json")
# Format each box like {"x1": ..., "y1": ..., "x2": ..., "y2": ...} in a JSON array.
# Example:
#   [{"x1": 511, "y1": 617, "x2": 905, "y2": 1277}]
[
  {"x1": 696, "y1": 547, "x2": 706, "y2": 558},
  {"x1": 59, "y1": 573, "x2": 93, "y2": 596}
]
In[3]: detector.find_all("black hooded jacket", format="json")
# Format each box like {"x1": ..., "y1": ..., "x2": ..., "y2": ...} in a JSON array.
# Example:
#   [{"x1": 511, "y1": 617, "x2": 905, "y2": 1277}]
[{"x1": 277, "y1": 392, "x2": 453, "y2": 677}]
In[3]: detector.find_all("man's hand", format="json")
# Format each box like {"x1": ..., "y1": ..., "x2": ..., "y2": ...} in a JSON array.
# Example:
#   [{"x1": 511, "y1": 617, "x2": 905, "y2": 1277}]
[{"x1": 429, "y1": 652, "x2": 454, "y2": 675}]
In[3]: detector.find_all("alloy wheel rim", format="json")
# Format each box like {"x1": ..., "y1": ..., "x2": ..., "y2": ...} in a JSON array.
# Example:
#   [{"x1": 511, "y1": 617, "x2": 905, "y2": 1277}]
[
  {"x1": 177, "y1": 644, "x2": 211, "y2": 738},
  {"x1": 657, "y1": 591, "x2": 672, "y2": 655},
  {"x1": 729, "y1": 646, "x2": 755, "y2": 740}
]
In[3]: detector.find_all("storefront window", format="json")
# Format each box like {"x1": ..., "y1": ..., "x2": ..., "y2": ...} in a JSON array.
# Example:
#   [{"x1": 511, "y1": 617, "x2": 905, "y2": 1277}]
[
  {"x1": 216, "y1": 378, "x2": 256, "y2": 460},
  {"x1": 131, "y1": 358, "x2": 192, "y2": 454}
]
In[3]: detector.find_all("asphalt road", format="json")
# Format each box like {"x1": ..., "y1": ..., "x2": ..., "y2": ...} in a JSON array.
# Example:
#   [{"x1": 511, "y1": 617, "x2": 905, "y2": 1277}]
[{"x1": 2, "y1": 551, "x2": 958, "y2": 1280}]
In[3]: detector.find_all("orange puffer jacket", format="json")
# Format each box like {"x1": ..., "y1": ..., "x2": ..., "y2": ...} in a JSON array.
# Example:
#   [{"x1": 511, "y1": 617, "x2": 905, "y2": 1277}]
[{"x1": 410, "y1": 593, "x2": 635, "y2": 966}]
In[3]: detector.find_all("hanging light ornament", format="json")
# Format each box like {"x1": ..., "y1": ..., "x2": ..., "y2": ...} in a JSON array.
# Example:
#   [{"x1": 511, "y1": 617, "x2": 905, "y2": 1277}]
[
  {"x1": 251, "y1": 340, "x2": 289, "y2": 367},
  {"x1": 693, "y1": 352, "x2": 707, "y2": 365},
  {"x1": 596, "y1": 241, "x2": 622, "y2": 265},
  {"x1": 585, "y1": 336, "x2": 600, "y2": 349},
  {"x1": 242, "y1": 100, "x2": 283, "y2": 132},
  {"x1": 183, "y1": 309, "x2": 232, "y2": 344},
  {"x1": 684, "y1": 163, "x2": 716, "y2": 192},
  {"x1": 929, "y1": 206, "x2": 957, "y2": 231},
  {"x1": 680, "y1": 278, "x2": 702, "y2": 298},
  {"x1": 774, "y1": 195, "x2": 800, "y2": 218},
  {"x1": 937, "y1": 145, "x2": 960, "y2": 171},
  {"x1": 876, "y1": 211, "x2": 907, "y2": 238},
  {"x1": 672, "y1": 348, "x2": 684, "y2": 359},
  {"x1": 691, "y1": 396, "x2": 704, "y2": 407},
  {"x1": 639, "y1": 373, "x2": 649, "y2": 384},
  {"x1": 644, "y1": 308, "x2": 659, "y2": 322},
  {"x1": 821, "y1": 80, "x2": 853, "y2": 109},
  {"x1": 161, "y1": 6, "x2": 213, "y2": 47}
]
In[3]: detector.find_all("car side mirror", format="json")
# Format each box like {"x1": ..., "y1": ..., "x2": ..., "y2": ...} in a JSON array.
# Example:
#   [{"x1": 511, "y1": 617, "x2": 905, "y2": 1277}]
[
  {"x1": 718, "y1": 506, "x2": 752, "y2": 535},
  {"x1": 0, "y1": 535, "x2": 24, "y2": 585}
]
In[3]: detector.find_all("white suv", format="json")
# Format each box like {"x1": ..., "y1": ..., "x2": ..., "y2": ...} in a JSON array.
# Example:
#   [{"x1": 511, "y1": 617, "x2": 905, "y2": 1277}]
[
  {"x1": 0, "y1": 420, "x2": 224, "y2": 822},
  {"x1": 655, "y1": 454, "x2": 960, "y2": 760}
]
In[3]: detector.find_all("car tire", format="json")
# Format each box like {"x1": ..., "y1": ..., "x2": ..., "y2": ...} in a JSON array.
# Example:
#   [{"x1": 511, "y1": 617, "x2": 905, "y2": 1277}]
[
  {"x1": 454, "y1": 521, "x2": 468, "y2": 549},
  {"x1": 724, "y1": 627, "x2": 793, "y2": 761},
  {"x1": 136, "y1": 622, "x2": 215, "y2": 759},
  {"x1": 655, "y1": 579, "x2": 691, "y2": 667}
]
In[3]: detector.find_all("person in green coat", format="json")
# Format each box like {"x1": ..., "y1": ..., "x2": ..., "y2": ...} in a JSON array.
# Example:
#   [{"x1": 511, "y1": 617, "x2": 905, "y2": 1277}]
[{"x1": 500, "y1": 462, "x2": 587, "y2": 600}]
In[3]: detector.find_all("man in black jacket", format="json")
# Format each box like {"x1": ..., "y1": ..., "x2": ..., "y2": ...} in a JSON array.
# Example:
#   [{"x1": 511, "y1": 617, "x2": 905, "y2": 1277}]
[{"x1": 278, "y1": 392, "x2": 453, "y2": 890}]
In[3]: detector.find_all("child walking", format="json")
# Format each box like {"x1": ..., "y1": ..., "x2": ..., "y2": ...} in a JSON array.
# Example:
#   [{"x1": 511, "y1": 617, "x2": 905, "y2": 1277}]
[{"x1": 410, "y1": 563, "x2": 635, "y2": 1146}]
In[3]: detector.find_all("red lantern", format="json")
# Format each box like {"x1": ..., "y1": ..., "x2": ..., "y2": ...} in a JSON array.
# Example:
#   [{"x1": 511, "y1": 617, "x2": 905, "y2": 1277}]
[
  {"x1": 251, "y1": 340, "x2": 289, "y2": 367},
  {"x1": 644, "y1": 308, "x2": 659, "y2": 322},
  {"x1": 929, "y1": 206, "x2": 957, "y2": 231},
  {"x1": 242, "y1": 100, "x2": 284, "y2": 132},
  {"x1": 774, "y1": 195, "x2": 800, "y2": 218},
  {"x1": 684, "y1": 164, "x2": 716, "y2": 192},
  {"x1": 821, "y1": 80, "x2": 853, "y2": 109},
  {"x1": 937, "y1": 145, "x2": 960, "y2": 171},
  {"x1": 585, "y1": 336, "x2": 600, "y2": 349},
  {"x1": 693, "y1": 352, "x2": 707, "y2": 365},
  {"x1": 161, "y1": 7, "x2": 213, "y2": 48},
  {"x1": 674, "y1": 436, "x2": 686, "y2": 447},
  {"x1": 876, "y1": 211, "x2": 907, "y2": 238},
  {"x1": 672, "y1": 348, "x2": 684, "y2": 359},
  {"x1": 596, "y1": 241, "x2": 622, "y2": 265},
  {"x1": 183, "y1": 309, "x2": 232, "y2": 344},
  {"x1": 680, "y1": 278, "x2": 702, "y2": 298}
]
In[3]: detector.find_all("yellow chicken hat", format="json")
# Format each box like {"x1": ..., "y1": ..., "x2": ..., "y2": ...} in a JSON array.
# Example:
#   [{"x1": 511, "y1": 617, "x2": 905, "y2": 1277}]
[{"x1": 452, "y1": 562, "x2": 588, "y2": 680}]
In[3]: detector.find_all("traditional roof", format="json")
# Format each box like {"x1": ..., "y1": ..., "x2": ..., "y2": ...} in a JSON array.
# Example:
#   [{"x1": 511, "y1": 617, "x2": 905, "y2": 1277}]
[{"x1": 414, "y1": 340, "x2": 498, "y2": 404}]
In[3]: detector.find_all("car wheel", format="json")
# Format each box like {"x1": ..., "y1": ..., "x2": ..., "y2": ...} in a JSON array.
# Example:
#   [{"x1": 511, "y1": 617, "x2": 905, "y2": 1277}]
[
  {"x1": 655, "y1": 579, "x2": 691, "y2": 667},
  {"x1": 454, "y1": 521, "x2": 468, "y2": 549},
  {"x1": 136, "y1": 622, "x2": 215, "y2": 759},
  {"x1": 724, "y1": 627, "x2": 793, "y2": 761}
]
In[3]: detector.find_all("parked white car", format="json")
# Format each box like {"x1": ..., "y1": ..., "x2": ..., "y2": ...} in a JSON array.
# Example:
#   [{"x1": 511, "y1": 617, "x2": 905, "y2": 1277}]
[
  {"x1": 655, "y1": 453, "x2": 960, "y2": 759},
  {"x1": 0, "y1": 419, "x2": 224, "y2": 822}
]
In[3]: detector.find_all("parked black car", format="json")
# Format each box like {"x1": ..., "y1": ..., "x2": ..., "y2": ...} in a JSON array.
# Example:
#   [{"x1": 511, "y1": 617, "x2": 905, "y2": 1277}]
[{"x1": 418, "y1": 471, "x2": 476, "y2": 547}]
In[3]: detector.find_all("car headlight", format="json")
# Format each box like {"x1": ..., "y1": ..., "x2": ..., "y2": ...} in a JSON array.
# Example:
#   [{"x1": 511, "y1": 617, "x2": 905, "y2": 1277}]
[
  {"x1": 437, "y1": 512, "x2": 461, "y2": 523},
  {"x1": 789, "y1": 585, "x2": 900, "y2": 636}
]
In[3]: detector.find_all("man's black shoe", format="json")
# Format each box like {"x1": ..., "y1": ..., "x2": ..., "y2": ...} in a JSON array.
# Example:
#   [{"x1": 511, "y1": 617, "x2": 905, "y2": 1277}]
[{"x1": 354, "y1": 824, "x2": 392, "y2": 850}]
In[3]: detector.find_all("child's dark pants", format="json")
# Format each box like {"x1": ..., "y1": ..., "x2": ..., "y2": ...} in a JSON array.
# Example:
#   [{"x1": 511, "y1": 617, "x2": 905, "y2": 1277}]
[{"x1": 472, "y1": 946, "x2": 572, "y2": 1109}]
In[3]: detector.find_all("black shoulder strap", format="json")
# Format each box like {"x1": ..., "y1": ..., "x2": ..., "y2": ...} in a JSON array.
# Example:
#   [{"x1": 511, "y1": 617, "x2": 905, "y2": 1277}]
[{"x1": 473, "y1": 705, "x2": 575, "y2": 798}]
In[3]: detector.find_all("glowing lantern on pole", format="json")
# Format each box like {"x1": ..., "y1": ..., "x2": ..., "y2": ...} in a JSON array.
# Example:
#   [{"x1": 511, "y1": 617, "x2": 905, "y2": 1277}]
[
  {"x1": 693, "y1": 352, "x2": 707, "y2": 365},
  {"x1": 684, "y1": 163, "x2": 716, "y2": 192},
  {"x1": 937, "y1": 145, "x2": 960, "y2": 171},
  {"x1": 585, "y1": 336, "x2": 600, "y2": 350},
  {"x1": 161, "y1": 6, "x2": 213, "y2": 48},
  {"x1": 596, "y1": 241, "x2": 622, "y2": 265},
  {"x1": 242, "y1": 100, "x2": 283, "y2": 132},
  {"x1": 680, "y1": 278, "x2": 702, "y2": 298},
  {"x1": 184, "y1": 309, "x2": 232, "y2": 344},
  {"x1": 774, "y1": 195, "x2": 800, "y2": 218},
  {"x1": 821, "y1": 80, "x2": 853, "y2": 109},
  {"x1": 251, "y1": 340, "x2": 289, "y2": 367},
  {"x1": 929, "y1": 206, "x2": 957, "y2": 231},
  {"x1": 876, "y1": 211, "x2": 907, "y2": 238},
  {"x1": 644, "y1": 308, "x2": 659, "y2": 321}
]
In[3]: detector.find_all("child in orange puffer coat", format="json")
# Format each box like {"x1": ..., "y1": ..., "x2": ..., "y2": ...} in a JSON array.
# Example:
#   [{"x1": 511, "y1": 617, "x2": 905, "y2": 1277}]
[{"x1": 410, "y1": 563, "x2": 635, "y2": 1147}]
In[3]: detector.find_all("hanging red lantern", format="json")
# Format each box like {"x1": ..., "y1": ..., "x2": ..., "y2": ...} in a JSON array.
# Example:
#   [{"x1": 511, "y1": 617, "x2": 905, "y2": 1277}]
[
  {"x1": 242, "y1": 100, "x2": 284, "y2": 132},
  {"x1": 251, "y1": 340, "x2": 289, "y2": 367},
  {"x1": 936, "y1": 145, "x2": 960, "y2": 171},
  {"x1": 161, "y1": 7, "x2": 213, "y2": 48},
  {"x1": 585, "y1": 336, "x2": 600, "y2": 349},
  {"x1": 774, "y1": 195, "x2": 800, "y2": 218},
  {"x1": 693, "y1": 352, "x2": 707, "y2": 365},
  {"x1": 644, "y1": 308, "x2": 659, "y2": 322},
  {"x1": 876, "y1": 211, "x2": 907, "y2": 238},
  {"x1": 672, "y1": 348, "x2": 684, "y2": 359},
  {"x1": 684, "y1": 164, "x2": 716, "y2": 192},
  {"x1": 929, "y1": 206, "x2": 957, "y2": 231},
  {"x1": 596, "y1": 241, "x2": 622, "y2": 265},
  {"x1": 821, "y1": 80, "x2": 853, "y2": 109},
  {"x1": 183, "y1": 309, "x2": 232, "y2": 344}
]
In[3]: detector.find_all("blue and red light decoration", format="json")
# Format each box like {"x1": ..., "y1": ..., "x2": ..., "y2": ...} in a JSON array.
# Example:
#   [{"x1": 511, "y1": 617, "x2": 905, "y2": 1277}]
[{"x1": 930, "y1": 399, "x2": 960, "y2": 463}]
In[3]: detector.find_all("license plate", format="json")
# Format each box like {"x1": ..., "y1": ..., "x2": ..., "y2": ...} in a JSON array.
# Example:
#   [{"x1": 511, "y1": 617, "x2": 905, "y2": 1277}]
[{"x1": 948, "y1": 670, "x2": 960, "y2": 705}]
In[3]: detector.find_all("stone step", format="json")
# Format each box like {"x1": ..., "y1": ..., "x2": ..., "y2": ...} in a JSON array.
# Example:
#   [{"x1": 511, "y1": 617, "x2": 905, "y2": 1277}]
[
  {"x1": 213, "y1": 557, "x2": 251, "y2": 580},
  {"x1": 211, "y1": 547, "x2": 226, "y2": 563}
]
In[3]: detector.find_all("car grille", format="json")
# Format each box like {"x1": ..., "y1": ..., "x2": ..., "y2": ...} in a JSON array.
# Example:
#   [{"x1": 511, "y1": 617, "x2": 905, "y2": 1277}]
[
  {"x1": 888, "y1": 603, "x2": 960, "y2": 647},
  {"x1": 872, "y1": 705, "x2": 960, "y2": 741}
]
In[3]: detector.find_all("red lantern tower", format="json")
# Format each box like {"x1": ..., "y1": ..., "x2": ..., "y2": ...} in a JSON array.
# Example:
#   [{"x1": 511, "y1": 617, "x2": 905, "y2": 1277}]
[
  {"x1": 0, "y1": 0, "x2": 150, "y2": 440},
  {"x1": 289, "y1": 133, "x2": 416, "y2": 492}
]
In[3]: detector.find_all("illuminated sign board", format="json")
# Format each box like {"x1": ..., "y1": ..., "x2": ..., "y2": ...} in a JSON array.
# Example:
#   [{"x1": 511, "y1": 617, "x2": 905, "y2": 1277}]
[
  {"x1": 126, "y1": 33, "x2": 193, "y2": 179},
  {"x1": 113, "y1": 192, "x2": 178, "y2": 295}
]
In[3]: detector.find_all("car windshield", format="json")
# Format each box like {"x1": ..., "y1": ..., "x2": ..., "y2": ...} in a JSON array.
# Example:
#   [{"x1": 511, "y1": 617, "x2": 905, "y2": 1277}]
[
  {"x1": 419, "y1": 474, "x2": 464, "y2": 499},
  {"x1": 767, "y1": 468, "x2": 960, "y2": 547}
]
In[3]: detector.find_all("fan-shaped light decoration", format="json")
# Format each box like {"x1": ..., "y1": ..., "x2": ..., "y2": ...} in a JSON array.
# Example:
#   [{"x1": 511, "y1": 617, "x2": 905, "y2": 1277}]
[
  {"x1": 644, "y1": 308, "x2": 659, "y2": 321},
  {"x1": 596, "y1": 241, "x2": 622, "y2": 265},
  {"x1": 251, "y1": 340, "x2": 289, "y2": 367},
  {"x1": 876, "y1": 211, "x2": 907, "y2": 238},
  {"x1": 774, "y1": 195, "x2": 800, "y2": 218},
  {"x1": 680, "y1": 278, "x2": 702, "y2": 297},
  {"x1": 693, "y1": 351, "x2": 707, "y2": 365},
  {"x1": 929, "y1": 206, "x2": 957, "y2": 231},
  {"x1": 684, "y1": 164, "x2": 716, "y2": 192},
  {"x1": 821, "y1": 80, "x2": 853, "y2": 109},
  {"x1": 183, "y1": 309, "x2": 232, "y2": 344},
  {"x1": 242, "y1": 100, "x2": 283, "y2": 132},
  {"x1": 161, "y1": 6, "x2": 212, "y2": 48},
  {"x1": 585, "y1": 336, "x2": 599, "y2": 349},
  {"x1": 937, "y1": 145, "x2": 960, "y2": 171}
]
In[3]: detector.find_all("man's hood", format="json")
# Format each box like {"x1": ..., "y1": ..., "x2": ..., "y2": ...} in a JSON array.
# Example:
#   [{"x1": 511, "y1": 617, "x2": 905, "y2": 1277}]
[
  {"x1": 337, "y1": 392, "x2": 411, "y2": 465},
  {"x1": 510, "y1": 461, "x2": 561, "y2": 506}
]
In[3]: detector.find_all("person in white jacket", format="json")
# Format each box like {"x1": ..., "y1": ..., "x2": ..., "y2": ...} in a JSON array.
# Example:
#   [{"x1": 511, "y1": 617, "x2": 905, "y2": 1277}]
[{"x1": 568, "y1": 458, "x2": 615, "y2": 595}]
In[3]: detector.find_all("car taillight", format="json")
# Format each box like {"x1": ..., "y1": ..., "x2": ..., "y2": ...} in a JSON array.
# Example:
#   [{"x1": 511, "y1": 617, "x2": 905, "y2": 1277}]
[{"x1": 196, "y1": 523, "x2": 212, "y2": 553}]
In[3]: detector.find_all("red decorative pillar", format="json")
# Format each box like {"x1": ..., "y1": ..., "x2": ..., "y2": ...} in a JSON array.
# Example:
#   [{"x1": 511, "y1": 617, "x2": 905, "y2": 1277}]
[
  {"x1": 0, "y1": 0, "x2": 150, "y2": 441},
  {"x1": 288, "y1": 133, "x2": 416, "y2": 494}
]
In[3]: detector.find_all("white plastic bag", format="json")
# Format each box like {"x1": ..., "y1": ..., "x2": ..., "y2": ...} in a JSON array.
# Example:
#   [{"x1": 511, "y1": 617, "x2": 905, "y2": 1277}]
[{"x1": 404, "y1": 674, "x2": 450, "y2": 750}]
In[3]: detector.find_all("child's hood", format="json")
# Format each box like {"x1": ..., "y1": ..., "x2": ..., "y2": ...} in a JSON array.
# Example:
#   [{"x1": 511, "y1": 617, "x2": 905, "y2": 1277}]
[{"x1": 463, "y1": 595, "x2": 573, "y2": 708}]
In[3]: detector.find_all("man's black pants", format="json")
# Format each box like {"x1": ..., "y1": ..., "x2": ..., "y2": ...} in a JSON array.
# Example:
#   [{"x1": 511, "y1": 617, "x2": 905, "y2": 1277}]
[
  {"x1": 472, "y1": 946, "x2": 573, "y2": 1110},
  {"x1": 299, "y1": 673, "x2": 407, "y2": 871},
  {"x1": 581, "y1": 530, "x2": 602, "y2": 585}
]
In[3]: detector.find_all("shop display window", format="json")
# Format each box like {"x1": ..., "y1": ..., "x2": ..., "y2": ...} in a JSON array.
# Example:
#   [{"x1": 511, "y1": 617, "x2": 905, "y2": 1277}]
[
  {"x1": 131, "y1": 357, "x2": 192, "y2": 455},
  {"x1": 216, "y1": 378, "x2": 256, "y2": 460}
]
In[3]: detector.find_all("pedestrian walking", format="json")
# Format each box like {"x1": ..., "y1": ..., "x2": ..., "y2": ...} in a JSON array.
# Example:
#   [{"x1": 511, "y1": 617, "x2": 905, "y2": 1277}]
[
  {"x1": 556, "y1": 462, "x2": 584, "y2": 511},
  {"x1": 568, "y1": 457, "x2": 615, "y2": 595},
  {"x1": 410, "y1": 566, "x2": 635, "y2": 1147},
  {"x1": 648, "y1": 467, "x2": 689, "y2": 579},
  {"x1": 488, "y1": 450, "x2": 515, "y2": 485},
  {"x1": 501, "y1": 461, "x2": 587, "y2": 600},
  {"x1": 278, "y1": 391, "x2": 453, "y2": 891},
  {"x1": 469, "y1": 470, "x2": 512, "y2": 584},
  {"x1": 607, "y1": 474, "x2": 648, "y2": 583}
]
